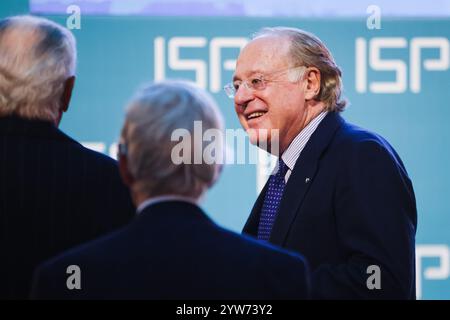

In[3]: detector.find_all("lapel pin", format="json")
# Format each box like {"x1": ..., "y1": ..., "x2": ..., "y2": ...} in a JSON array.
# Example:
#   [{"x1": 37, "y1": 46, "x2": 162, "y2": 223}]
[{"x1": 305, "y1": 177, "x2": 311, "y2": 184}]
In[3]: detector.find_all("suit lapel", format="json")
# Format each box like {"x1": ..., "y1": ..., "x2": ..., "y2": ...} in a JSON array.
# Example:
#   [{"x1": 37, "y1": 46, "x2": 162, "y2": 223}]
[{"x1": 268, "y1": 112, "x2": 345, "y2": 246}]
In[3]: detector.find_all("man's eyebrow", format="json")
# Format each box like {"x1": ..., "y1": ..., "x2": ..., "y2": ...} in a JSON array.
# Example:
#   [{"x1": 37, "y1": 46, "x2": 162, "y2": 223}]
[{"x1": 232, "y1": 70, "x2": 266, "y2": 82}]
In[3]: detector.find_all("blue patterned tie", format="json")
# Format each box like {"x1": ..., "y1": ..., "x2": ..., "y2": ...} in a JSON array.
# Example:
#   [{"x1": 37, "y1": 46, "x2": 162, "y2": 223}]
[{"x1": 257, "y1": 159, "x2": 289, "y2": 241}]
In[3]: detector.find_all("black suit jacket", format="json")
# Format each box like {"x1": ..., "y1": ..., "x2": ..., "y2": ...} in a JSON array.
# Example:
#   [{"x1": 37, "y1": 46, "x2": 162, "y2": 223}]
[
  {"x1": 31, "y1": 201, "x2": 310, "y2": 299},
  {"x1": 0, "y1": 116, "x2": 135, "y2": 299},
  {"x1": 243, "y1": 112, "x2": 417, "y2": 299}
]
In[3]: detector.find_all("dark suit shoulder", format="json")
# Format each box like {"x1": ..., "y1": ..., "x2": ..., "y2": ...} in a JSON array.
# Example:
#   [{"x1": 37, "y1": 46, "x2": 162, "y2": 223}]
[
  {"x1": 37, "y1": 225, "x2": 130, "y2": 269},
  {"x1": 64, "y1": 139, "x2": 118, "y2": 168},
  {"x1": 30, "y1": 226, "x2": 131, "y2": 299},
  {"x1": 210, "y1": 227, "x2": 310, "y2": 296},
  {"x1": 221, "y1": 226, "x2": 307, "y2": 264},
  {"x1": 84, "y1": 146, "x2": 123, "y2": 178},
  {"x1": 335, "y1": 121, "x2": 390, "y2": 148},
  {"x1": 332, "y1": 120, "x2": 406, "y2": 168}
]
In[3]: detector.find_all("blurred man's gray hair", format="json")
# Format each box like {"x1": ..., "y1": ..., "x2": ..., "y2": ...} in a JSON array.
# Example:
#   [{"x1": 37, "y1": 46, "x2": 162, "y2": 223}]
[
  {"x1": 0, "y1": 15, "x2": 76, "y2": 121},
  {"x1": 121, "y1": 80, "x2": 224, "y2": 199}
]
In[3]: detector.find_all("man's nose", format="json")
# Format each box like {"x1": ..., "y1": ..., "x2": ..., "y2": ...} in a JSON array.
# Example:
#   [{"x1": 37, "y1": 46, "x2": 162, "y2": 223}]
[{"x1": 234, "y1": 83, "x2": 255, "y2": 107}]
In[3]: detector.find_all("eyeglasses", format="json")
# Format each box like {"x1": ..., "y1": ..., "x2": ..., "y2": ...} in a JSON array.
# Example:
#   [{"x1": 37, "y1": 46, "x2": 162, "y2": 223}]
[{"x1": 223, "y1": 66, "x2": 306, "y2": 99}]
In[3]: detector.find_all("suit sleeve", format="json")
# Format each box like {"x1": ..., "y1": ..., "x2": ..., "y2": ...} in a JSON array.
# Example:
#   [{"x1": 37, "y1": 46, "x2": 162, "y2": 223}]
[{"x1": 312, "y1": 139, "x2": 417, "y2": 299}]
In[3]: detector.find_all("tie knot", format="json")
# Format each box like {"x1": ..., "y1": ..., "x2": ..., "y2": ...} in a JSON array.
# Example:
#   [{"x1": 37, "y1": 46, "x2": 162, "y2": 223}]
[{"x1": 275, "y1": 159, "x2": 288, "y2": 178}]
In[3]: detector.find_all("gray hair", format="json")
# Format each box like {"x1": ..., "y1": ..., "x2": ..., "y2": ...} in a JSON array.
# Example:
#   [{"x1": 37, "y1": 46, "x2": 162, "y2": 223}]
[
  {"x1": 0, "y1": 15, "x2": 77, "y2": 121},
  {"x1": 254, "y1": 27, "x2": 346, "y2": 112},
  {"x1": 121, "y1": 80, "x2": 224, "y2": 199}
]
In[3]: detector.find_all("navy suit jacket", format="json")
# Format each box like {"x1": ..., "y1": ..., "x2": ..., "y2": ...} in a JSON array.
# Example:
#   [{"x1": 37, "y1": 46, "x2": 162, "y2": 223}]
[
  {"x1": 243, "y1": 112, "x2": 417, "y2": 299},
  {"x1": 31, "y1": 201, "x2": 310, "y2": 300},
  {"x1": 0, "y1": 116, "x2": 135, "y2": 299}
]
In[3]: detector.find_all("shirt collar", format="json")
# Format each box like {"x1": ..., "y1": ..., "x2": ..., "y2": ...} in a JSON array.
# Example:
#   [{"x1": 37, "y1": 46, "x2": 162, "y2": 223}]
[
  {"x1": 281, "y1": 111, "x2": 328, "y2": 171},
  {"x1": 136, "y1": 195, "x2": 199, "y2": 214}
]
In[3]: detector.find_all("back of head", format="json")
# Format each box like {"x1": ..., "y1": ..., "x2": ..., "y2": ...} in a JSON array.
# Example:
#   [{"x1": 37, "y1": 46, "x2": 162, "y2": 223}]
[
  {"x1": 121, "y1": 80, "x2": 224, "y2": 200},
  {"x1": 0, "y1": 15, "x2": 76, "y2": 122}
]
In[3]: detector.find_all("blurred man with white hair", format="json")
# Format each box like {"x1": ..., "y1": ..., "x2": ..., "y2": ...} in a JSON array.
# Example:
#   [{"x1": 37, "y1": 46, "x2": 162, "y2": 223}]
[
  {"x1": 0, "y1": 16, "x2": 134, "y2": 299},
  {"x1": 31, "y1": 81, "x2": 310, "y2": 299}
]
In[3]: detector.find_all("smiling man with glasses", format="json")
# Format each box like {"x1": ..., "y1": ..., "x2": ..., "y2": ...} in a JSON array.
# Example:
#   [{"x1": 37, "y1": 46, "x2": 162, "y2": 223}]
[{"x1": 229, "y1": 27, "x2": 417, "y2": 299}]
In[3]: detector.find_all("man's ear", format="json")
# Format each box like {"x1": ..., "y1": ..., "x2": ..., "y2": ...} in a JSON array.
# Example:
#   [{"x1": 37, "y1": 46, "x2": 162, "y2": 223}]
[
  {"x1": 118, "y1": 154, "x2": 134, "y2": 188},
  {"x1": 61, "y1": 76, "x2": 76, "y2": 113},
  {"x1": 304, "y1": 67, "x2": 321, "y2": 101}
]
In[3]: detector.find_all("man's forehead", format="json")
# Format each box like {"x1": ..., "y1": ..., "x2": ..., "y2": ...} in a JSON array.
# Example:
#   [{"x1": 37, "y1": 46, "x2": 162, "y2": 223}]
[{"x1": 234, "y1": 37, "x2": 291, "y2": 79}]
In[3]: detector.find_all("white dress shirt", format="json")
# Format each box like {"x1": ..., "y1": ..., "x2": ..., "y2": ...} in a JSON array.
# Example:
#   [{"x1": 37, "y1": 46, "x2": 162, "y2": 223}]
[
  {"x1": 281, "y1": 111, "x2": 328, "y2": 182},
  {"x1": 136, "y1": 195, "x2": 199, "y2": 215}
]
